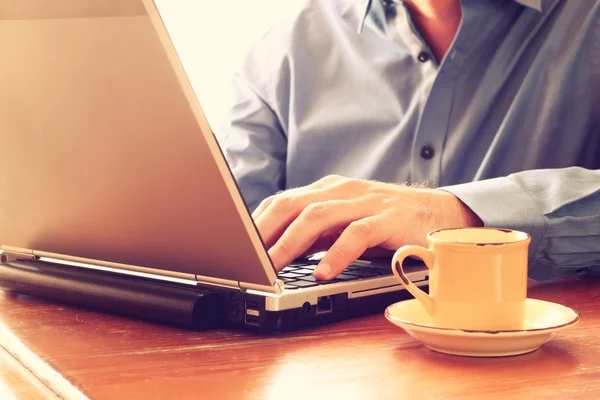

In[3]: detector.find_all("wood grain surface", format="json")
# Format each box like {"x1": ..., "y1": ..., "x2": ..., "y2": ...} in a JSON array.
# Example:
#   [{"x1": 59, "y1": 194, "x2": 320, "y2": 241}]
[{"x1": 0, "y1": 277, "x2": 599, "y2": 400}]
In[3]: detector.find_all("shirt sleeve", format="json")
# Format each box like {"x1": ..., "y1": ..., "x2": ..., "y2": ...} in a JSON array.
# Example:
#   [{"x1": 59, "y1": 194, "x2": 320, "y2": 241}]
[
  {"x1": 216, "y1": 71, "x2": 287, "y2": 212},
  {"x1": 440, "y1": 167, "x2": 600, "y2": 281}
]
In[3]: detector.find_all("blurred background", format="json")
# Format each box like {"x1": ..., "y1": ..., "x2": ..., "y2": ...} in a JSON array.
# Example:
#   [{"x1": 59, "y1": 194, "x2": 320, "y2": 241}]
[{"x1": 155, "y1": 0, "x2": 303, "y2": 129}]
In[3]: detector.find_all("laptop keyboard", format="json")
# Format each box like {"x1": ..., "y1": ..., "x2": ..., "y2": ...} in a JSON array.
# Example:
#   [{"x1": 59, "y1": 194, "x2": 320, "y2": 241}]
[{"x1": 278, "y1": 262, "x2": 393, "y2": 290}]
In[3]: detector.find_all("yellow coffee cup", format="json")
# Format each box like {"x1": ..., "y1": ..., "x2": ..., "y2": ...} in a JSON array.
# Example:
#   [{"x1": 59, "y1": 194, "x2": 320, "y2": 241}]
[{"x1": 392, "y1": 228, "x2": 531, "y2": 331}]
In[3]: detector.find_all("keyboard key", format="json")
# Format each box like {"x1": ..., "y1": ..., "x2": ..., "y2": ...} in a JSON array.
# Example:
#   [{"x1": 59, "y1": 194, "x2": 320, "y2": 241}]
[
  {"x1": 285, "y1": 280, "x2": 319, "y2": 288},
  {"x1": 294, "y1": 268, "x2": 317, "y2": 275},
  {"x1": 281, "y1": 266, "x2": 299, "y2": 272},
  {"x1": 293, "y1": 275, "x2": 338, "y2": 285},
  {"x1": 278, "y1": 272, "x2": 304, "y2": 278},
  {"x1": 342, "y1": 270, "x2": 380, "y2": 278},
  {"x1": 288, "y1": 261, "x2": 314, "y2": 267},
  {"x1": 279, "y1": 277, "x2": 299, "y2": 283},
  {"x1": 343, "y1": 265, "x2": 364, "y2": 271},
  {"x1": 315, "y1": 279, "x2": 340, "y2": 285},
  {"x1": 296, "y1": 275, "x2": 317, "y2": 282},
  {"x1": 355, "y1": 266, "x2": 392, "y2": 275}
]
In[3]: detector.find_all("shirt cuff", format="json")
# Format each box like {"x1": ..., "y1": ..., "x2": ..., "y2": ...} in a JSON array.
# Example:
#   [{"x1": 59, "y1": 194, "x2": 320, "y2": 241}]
[{"x1": 439, "y1": 177, "x2": 547, "y2": 265}]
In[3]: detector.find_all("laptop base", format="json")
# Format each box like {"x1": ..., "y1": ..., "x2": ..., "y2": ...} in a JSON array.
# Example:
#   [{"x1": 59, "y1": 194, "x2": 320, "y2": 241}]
[{"x1": 0, "y1": 259, "x2": 423, "y2": 333}]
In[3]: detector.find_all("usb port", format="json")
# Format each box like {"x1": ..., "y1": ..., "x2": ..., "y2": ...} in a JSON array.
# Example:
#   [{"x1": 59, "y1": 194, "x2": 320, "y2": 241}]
[
  {"x1": 245, "y1": 300, "x2": 260, "y2": 315},
  {"x1": 244, "y1": 300, "x2": 260, "y2": 326},
  {"x1": 245, "y1": 313, "x2": 260, "y2": 326},
  {"x1": 316, "y1": 296, "x2": 333, "y2": 315}
]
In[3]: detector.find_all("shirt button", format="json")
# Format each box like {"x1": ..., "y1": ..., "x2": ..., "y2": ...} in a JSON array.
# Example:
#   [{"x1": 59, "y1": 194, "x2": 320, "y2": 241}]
[
  {"x1": 417, "y1": 52, "x2": 430, "y2": 63},
  {"x1": 420, "y1": 145, "x2": 435, "y2": 160}
]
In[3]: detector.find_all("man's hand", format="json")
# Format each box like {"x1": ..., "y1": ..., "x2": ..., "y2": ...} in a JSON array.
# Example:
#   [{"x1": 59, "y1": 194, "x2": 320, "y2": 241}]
[{"x1": 252, "y1": 175, "x2": 482, "y2": 280}]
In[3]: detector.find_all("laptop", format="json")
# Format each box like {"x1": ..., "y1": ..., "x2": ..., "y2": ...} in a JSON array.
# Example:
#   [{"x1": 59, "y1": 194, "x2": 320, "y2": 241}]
[{"x1": 0, "y1": 0, "x2": 428, "y2": 331}]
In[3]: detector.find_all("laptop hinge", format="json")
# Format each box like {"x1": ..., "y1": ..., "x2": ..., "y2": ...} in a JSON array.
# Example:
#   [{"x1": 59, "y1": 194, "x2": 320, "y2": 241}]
[
  {"x1": 194, "y1": 274, "x2": 284, "y2": 295},
  {"x1": 193, "y1": 274, "x2": 240, "y2": 290},
  {"x1": 0, "y1": 246, "x2": 37, "y2": 263},
  {"x1": 239, "y1": 280, "x2": 284, "y2": 295},
  {"x1": 15, "y1": 249, "x2": 197, "y2": 283}
]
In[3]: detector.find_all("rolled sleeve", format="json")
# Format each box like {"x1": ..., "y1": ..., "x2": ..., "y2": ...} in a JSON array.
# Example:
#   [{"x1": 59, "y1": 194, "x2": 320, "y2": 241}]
[
  {"x1": 440, "y1": 167, "x2": 600, "y2": 281},
  {"x1": 440, "y1": 177, "x2": 547, "y2": 266}
]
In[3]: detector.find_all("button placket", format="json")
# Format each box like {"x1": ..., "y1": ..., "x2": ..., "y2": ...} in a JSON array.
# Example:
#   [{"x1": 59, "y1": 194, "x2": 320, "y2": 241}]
[
  {"x1": 420, "y1": 145, "x2": 435, "y2": 159},
  {"x1": 411, "y1": 47, "x2": 468, "y2": 186},
  {"x1": 383, "y1": 0, "x2": 468, "y2": 185},
  {"x1": 417, "y1": 52, "x2": 431, "y2": 63}
]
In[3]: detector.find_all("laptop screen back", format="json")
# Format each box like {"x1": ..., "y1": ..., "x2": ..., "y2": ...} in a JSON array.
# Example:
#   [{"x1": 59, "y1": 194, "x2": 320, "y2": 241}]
[{"x1": 0, "y1": 0, "x2": 276, "y2": 287}]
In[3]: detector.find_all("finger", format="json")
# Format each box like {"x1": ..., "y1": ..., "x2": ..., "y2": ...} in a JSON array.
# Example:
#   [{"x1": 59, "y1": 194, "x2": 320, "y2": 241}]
[
  {"x1": 299, "y1": 227, "x2": 346, "y2": 258},
  {"x1": 252, "y1": 195, "x2": 275, "y2": 221},
  {"x1": 251, "y1": 175, "x2": 343, "y2": 221},
  {"x1": 256, "y1": 177, "x2": 369, "y2": 248},
  {"x1": 268, "y1": 200, "x2": 370, "y2": 270},
  {"x1": 313, "y1": 216, "x2": 394, "y2": 280},
  {"x1": 255, "y1": 187, "x2": 347, "y2": 248},
  {"x1": 252, "y1": 188, "x2": 302, "y2": 221}
]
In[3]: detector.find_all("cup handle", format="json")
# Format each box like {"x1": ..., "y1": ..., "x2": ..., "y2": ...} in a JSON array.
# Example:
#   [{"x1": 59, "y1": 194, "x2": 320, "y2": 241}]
[{"x1": 392, "y1": 245, "x2": 435, "y2": 316}]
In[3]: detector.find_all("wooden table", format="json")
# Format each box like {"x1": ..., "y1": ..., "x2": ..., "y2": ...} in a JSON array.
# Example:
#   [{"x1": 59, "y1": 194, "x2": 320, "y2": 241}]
[{"x1": 0, "y1": 277, "x2": 599, "y2": 400}]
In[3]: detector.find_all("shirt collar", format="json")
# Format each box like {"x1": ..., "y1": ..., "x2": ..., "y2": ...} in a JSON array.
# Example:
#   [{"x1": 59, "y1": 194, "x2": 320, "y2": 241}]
[
  {"x1": 356, "y1": 0, "x2": 550, "y2": 34},
  {"x1": 356, "y1": 0, "x2": 372, "y2": 34}
]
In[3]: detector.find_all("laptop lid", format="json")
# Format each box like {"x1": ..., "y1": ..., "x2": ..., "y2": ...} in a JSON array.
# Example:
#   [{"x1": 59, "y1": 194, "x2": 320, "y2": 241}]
[{"x1": 0, "y1": 0, "x2": 277, "y2": 287}]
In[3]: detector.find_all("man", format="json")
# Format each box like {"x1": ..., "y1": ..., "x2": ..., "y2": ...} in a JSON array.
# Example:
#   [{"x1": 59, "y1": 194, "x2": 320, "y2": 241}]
[{"x1": 217, "y1": 0, "x2": 600, "y2": 281}]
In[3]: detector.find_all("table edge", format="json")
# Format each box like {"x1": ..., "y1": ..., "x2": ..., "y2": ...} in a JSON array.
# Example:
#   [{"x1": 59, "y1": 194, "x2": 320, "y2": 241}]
[{"x1": 0, "y1": 321, "x2": 89, "y2": 400}]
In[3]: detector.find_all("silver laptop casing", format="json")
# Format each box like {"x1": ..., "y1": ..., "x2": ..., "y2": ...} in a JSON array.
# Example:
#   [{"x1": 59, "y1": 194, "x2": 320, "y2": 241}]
[{"x1": 0, "y1": 0, "x2": 427, "y2": 312}]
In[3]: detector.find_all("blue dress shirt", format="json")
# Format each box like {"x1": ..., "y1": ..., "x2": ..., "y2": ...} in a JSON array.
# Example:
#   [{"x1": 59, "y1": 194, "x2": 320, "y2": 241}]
[{"x1": 216, "y1": 0, "x2": 600, "y2": 280}]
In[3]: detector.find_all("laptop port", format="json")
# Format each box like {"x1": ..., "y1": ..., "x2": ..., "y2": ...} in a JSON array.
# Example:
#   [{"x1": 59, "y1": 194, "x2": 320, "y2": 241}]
[
  {"x1": 302, "y1": 302, "x2": 311, "y2": 314},
  {"x1": 245, "y1": 300, "x2": 260, "y2": 315},
  {"x1": 245, "y1": 313, "x2": 260, "y2": 327},
  {"x1": 244, "y1": 300, "x2": 260, "y2": 326},
  {"x1": 316, "y1": 296, "x2": 333, "y2": 315}
]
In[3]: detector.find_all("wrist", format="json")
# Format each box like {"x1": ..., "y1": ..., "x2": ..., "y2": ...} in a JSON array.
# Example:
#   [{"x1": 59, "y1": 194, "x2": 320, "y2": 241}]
[
  {"x1": 456, "y1": 197, "x2": 483, "y2": 228},
  {"x1": 435, "y1": 189, "x2": 483, "y2": 228}
]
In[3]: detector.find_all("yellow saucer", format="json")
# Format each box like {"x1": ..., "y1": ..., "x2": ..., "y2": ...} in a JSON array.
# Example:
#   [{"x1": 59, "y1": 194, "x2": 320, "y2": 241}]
[{"x1": 385, "y1": 298, "x2": 579, "y2": 357}]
